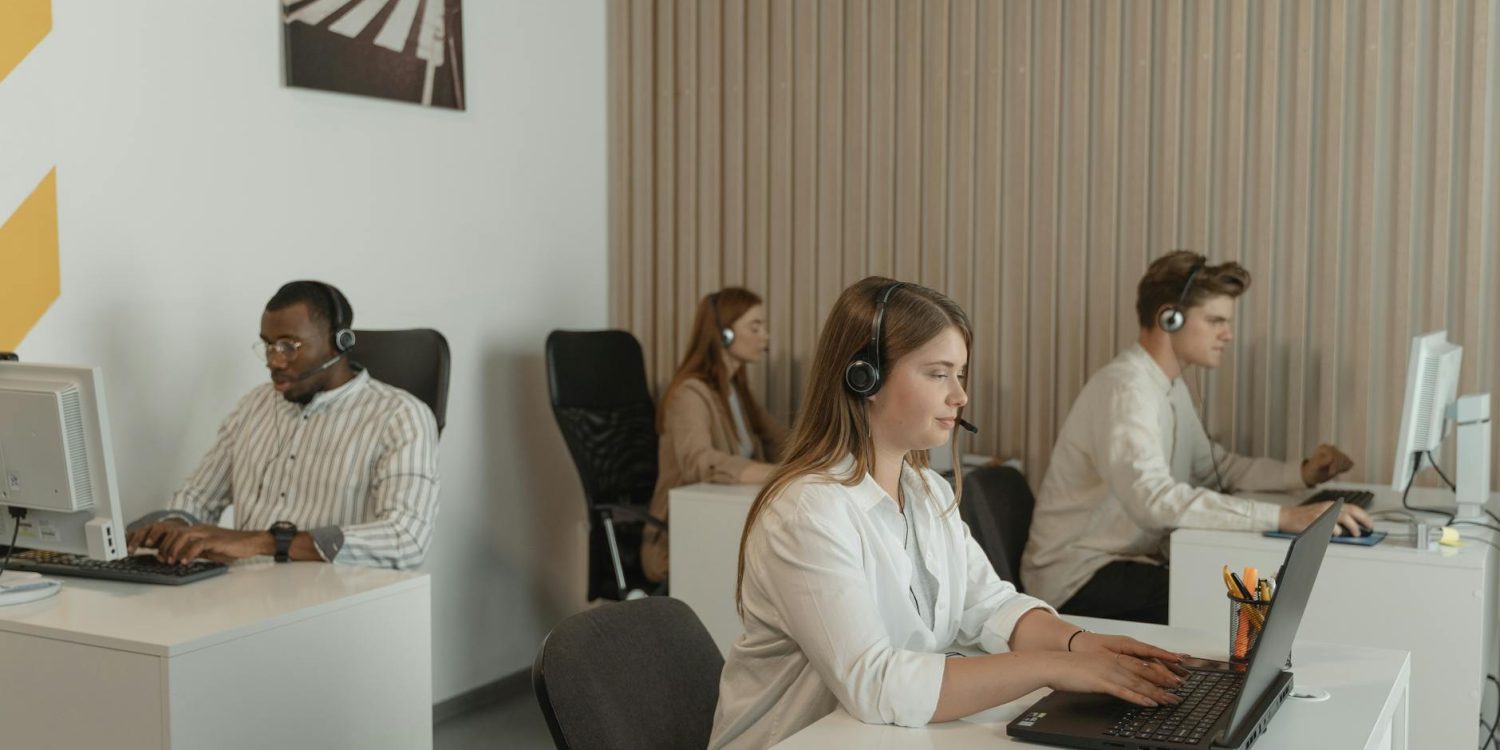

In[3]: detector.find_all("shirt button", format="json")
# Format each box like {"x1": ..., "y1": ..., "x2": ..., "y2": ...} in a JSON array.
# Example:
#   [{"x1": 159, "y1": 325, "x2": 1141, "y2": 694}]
[{"x1": 280, "y1": 492, "x2": 287, "y2": 498}]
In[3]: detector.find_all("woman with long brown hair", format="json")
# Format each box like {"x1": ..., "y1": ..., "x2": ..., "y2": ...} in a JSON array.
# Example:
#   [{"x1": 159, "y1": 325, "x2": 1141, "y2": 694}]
[
  {"x1": 708, "y1": 278, "x2": 1185, "y2": 749},
  {"x1": 640, "y1": 287, "x2": 788, "y2": 584}
]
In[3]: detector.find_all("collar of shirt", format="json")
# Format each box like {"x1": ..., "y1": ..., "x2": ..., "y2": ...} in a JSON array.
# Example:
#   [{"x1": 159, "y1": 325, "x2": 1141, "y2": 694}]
[
  {"x1": 826, "y1": 453, "x2": 931, "y2": 515},
  {"x1": 276, "y1": 367, "x2": 372, "y2": 418},
  {"x1": 1125, "y1": 342, "x2": 1176, "y2": 395}
]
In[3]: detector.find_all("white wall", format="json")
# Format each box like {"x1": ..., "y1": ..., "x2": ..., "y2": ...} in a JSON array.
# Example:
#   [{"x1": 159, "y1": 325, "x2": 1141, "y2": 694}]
[{"x1": 4, "y1": 1, "x2": 603, "y2": 702}]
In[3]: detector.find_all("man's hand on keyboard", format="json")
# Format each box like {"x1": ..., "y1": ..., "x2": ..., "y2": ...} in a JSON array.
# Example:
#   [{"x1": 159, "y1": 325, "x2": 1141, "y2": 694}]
[{"x1": 128, "y1": 522, "x2": 272, "y2": 565}]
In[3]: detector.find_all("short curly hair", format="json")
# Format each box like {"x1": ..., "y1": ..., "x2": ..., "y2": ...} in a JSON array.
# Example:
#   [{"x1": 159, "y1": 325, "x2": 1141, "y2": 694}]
[{"x1": 265, "y1": 281, "x2": 354, "y2": 337}]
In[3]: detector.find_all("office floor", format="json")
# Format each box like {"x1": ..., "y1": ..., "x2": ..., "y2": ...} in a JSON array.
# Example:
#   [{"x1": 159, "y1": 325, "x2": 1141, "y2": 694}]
[{"x1": 434, "y1": 690, "x2": 554, "y2": 750}]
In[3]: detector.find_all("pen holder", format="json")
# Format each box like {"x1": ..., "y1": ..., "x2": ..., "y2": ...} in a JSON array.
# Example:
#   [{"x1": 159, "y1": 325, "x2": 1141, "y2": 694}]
[{"x1": 1227, "y1": 593, "x2": 1271, "y2": 665}]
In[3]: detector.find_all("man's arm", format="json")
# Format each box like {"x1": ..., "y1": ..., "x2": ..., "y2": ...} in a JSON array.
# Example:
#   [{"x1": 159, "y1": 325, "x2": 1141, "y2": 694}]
[
  {"x1": 1093, "y1": 384, "x2": 1281, "y2": 532},
  {"x1": 126, "y1": 392, "x2": 260, "y2": 552},
  {"x1": 322, "y1": 400, "x2": 440, "y2": 569}
]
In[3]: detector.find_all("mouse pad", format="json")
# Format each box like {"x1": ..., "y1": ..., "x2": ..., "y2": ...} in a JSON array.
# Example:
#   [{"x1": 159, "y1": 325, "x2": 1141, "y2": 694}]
[{"x1": 1262, "y1": 530, "x2": 1387, "y2": 546}]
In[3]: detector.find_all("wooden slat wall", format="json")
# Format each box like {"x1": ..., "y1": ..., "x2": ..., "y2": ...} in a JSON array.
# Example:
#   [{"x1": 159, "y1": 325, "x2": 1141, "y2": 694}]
[{"x1": 609, "y1": 0, "x2": 1500, "y2": 491}]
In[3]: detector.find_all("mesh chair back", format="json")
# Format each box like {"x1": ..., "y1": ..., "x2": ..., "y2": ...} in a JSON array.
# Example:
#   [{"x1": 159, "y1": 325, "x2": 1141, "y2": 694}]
[
  {"x1": 959, "y1": 465, "x2": 1035, "y2": 591},
  {"x1": 351, "y1": 328, "x2": 451, "y2": 433},
  {"x1": 545, "y1": 330, "x2": 658, "y2": 509},
  {"x1": 533, "y1": 597, "x2": 724, "y2": 750}
]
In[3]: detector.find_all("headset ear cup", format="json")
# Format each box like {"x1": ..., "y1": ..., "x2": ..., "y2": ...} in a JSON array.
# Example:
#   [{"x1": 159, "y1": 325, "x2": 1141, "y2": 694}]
[
  {"x1": 722, "y1": 328, "x2": 735, "y2": 349},
  {"x1": 1159, "y1": 307, "x2": 1184, "y2": 333},
  {"x1": 844, "y1": 360, "x2": 879, "y2": 397},
  {"x1": 336, "y1": 329, "x2": 357, "y2": 353}
]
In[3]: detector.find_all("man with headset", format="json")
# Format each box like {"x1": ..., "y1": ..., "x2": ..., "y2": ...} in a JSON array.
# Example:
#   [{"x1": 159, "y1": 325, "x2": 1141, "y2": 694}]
[
  {"x1": 124, "y1": 281, "x2": 440, "y2": 570},
  {"x1": 1020, "y1": 251, "x2": 1370, "y2": 623}
]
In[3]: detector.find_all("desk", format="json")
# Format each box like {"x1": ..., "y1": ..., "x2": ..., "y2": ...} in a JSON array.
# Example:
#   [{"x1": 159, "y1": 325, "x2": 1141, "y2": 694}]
[
  {"x1": 774, "y1": 616, "x2": 1410, "y2": 750},
  {"x1": 670, "y1": 482, "x2": 760, "y2": 653},
  {"x1": 1170, "y1": 483, "x2": 1499, "y2": 750},
  {"x1": 0, "y1": 561, "x2": 431, "y2": 750}
]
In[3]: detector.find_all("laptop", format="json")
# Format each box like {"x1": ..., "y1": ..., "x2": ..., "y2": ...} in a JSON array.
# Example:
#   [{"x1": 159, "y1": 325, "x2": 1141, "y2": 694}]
[{"x1": 1007, "y1": 501, "x2": 1342, "y2": 749}]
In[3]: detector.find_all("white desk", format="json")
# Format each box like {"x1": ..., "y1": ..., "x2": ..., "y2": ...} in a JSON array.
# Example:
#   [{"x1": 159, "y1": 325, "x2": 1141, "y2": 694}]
[
  {"x1": 0, "y1": 561, "x2": 432, "y2": 750},
  {"x1": 775, "y1": 616, "x2": 1410, "y2": 750},
  {"x1": 670, "y1": 482, "x2": 760, "y2": 653},
  {"x1": 1170, "y1": 483, "x2": 1499, "y2": 750}
]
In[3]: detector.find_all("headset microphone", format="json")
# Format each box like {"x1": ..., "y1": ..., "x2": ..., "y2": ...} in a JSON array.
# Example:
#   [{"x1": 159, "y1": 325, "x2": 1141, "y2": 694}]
[
  {"x1": 291, "y1": 353, "x2": 344, "y2": 382},
  {"x1": 957, "y1": 418, "x2": 979, "y2": 434}
]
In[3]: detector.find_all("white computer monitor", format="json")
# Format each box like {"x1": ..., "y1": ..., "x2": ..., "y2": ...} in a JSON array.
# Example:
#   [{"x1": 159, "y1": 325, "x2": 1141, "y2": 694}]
[
  {"x1": 1390, "y1": 330, "x2": 1493, "y2": 521},
  {"x1": 1390, "y1": 331, "x2": 1463, "y2": 491},
  {"x1": 0, "y1": 362, "x2": 127, "y2": 560}
]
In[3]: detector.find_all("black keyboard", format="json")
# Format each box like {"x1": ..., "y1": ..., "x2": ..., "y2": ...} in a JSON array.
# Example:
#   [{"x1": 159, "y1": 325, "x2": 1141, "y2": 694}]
[
  {"x1": 4, "y1": 549, "x2": 228, "y2": 585},
  {"x1": 1299, "y1": 488, "x2": 1374, "y2": 510},
  {"x1": 1104, "y1": 669, "x2": 1243, "y2": 745}
]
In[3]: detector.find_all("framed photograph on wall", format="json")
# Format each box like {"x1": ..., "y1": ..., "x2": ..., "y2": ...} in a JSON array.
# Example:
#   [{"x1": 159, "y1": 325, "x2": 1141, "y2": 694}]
[{"x1": 281, "y1": 0, "x2": 465, "y2": 110}]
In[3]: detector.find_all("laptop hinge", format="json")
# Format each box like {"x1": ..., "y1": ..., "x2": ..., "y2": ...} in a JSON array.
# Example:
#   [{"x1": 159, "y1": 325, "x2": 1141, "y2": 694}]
[{"x1": 1214, "y1": 671, "x2": 1293, "y2": 749}]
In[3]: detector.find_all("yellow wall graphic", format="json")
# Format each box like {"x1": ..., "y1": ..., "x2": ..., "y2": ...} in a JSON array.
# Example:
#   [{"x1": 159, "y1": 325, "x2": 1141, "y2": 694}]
[
  {"x1": 0, "y1": 0, "x2": 51, "y2": 84},
  {"x1": 0, "y1": 170, "x2": 60, "y2": 351}
]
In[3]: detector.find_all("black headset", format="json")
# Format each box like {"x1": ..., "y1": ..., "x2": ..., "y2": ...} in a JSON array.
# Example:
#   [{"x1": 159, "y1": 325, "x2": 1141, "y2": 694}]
[
  {"x1": 320, "y1": 281, "x2": 357, "y2": 353},
  {"x1": 710, "y1": 292, "x2": 734, "y2": 348},
  {"x1": 844, "y1": 282, "x2": 904, "y2": 397},
  {"x1": 1157, "y1": 258, "x2": 1207, "y2": 333}
]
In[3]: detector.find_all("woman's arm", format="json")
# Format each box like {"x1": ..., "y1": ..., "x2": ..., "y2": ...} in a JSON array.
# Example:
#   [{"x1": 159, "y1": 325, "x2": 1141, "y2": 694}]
[{"x1": 932, "y1": 609, "x2": 1184, "y2": 722}]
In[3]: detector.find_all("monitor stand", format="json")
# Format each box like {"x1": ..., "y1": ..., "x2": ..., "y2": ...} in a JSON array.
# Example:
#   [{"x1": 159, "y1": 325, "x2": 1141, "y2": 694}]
[{"x1": 1453, "y1": 393, "x2": 1492, "y2": 522}]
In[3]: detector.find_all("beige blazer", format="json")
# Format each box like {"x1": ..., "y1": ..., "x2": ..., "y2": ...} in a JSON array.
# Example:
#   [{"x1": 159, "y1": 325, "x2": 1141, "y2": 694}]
[{"x1": 641, "y1": 377, "x2": 787, "y2": 582}]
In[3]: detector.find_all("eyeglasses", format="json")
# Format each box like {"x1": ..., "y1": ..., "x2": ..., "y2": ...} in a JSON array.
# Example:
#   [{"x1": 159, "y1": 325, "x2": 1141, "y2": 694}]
[{"x1": 252, "y1": 338, "x2": 303, "y2": 365}]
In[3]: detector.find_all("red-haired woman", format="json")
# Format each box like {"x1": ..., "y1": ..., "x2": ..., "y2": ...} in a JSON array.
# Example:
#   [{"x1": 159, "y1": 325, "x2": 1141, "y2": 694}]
[{"x1": 640, "y1": 287, "x2": 788, "y2": 584}]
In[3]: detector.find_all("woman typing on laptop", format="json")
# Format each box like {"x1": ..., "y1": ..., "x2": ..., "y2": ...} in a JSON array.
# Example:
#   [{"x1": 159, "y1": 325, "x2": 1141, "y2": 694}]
[{"x1": 708, "y1": 278, "x2": 1186, "y2": 750}]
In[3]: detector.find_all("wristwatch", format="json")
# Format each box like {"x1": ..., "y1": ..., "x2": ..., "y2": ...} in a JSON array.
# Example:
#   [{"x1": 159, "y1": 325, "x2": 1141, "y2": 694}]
[{"x1": 269, "y1": 521, "x2": 298, "y2": 562}]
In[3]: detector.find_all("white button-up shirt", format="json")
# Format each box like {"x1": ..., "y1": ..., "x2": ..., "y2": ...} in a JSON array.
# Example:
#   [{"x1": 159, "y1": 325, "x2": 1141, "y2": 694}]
[
  {"x1": 709, "y1": 456, "x2": 1053, "y2": 750},
  {"x1": 1022, "y1": 344, "x2": 1305, "y2": 607}
]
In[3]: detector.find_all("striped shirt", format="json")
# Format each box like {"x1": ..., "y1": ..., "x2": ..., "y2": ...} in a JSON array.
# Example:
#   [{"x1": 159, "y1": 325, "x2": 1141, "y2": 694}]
[{"x1": 147, "y1": 369, "x2": 440, "y2": 569}]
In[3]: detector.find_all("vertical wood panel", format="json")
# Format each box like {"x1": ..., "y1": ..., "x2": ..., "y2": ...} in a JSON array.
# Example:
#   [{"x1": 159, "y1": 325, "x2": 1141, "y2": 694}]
[
  {"x1": 973, "y1": 0, "x2": 1004, "y2": 455},
  {"x1": 609, "y1": 0, "x2": 1500, "y2": 490},
  {"x1": 697, "y1": 0, "x2": 722, "y2": 294}
]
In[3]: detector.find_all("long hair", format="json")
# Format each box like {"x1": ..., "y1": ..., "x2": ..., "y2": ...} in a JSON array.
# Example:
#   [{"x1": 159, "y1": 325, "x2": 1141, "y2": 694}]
[
  {"x1": 734, "y1": 277, "x2": 972, "y2": 612},
  {"x1": 657, "y1": 287, "x2": 774, "y2": 439}
]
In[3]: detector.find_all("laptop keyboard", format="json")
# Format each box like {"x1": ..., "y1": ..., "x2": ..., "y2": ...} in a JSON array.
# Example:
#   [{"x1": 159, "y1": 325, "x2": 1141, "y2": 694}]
[
  {"x1": 1103, "y1": 669, "x2": 1243, "y2": 745},
  {"x1": 1299, "y1": 488, "x2": 1374, "y2": 509}
]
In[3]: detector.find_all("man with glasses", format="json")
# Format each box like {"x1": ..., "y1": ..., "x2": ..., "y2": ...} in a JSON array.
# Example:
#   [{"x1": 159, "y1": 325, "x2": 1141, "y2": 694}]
[{"x1": 125, "y1": 281, "x2": 440, "y2": 570}]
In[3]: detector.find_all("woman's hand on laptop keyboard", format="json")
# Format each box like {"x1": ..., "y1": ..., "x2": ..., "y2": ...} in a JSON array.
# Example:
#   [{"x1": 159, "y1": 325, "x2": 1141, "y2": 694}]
[{"x1": 1040, "y1": 649, "x2": 1185, "y2": 707}]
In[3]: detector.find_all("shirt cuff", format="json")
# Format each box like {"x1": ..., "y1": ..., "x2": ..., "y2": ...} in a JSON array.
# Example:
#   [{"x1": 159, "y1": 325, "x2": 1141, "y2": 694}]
[
  {"x1": 888, "y1": 650, "x2": 948, "y2": 727},
  {"x1": 126, "y1": 509, "x2": 201, "y2": 531},
  {"x1": 979, "y1": 596, "x2": 1057, "y2": 654},
  {"x1": 308, "y1": 525, "x2": 344, "y2": 562},
  {"x1": 1251, "y1": 500, "x2": 1283, "y2": 532}
]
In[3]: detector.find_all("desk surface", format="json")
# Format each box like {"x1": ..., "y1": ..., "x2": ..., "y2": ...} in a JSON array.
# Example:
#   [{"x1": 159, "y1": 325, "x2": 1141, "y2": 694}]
[
  {"x1": 1179, "y1": 482, "x2": 1500, "y2": 571},
  {"x1": 0, "y1": 560, "x2": 426, "y2": 656},
  {"x1": 774, "y1": 616, "x2": 1410, "y2": 750}
]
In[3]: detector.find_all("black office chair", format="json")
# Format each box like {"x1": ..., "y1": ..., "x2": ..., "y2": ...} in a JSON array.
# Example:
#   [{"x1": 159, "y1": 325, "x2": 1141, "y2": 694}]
[
  {"x1": 960, "y1": 464, "x2": 1035, "y2": 592},
  {"x1": 533, "y1": 597, "x2": 723, "y2": 750},
  {"x1": 545, "y1": 330, "x2": 662, "y2": 601},
  {"x1": 351, "y1": 328, "x2": 451, "y2": 434}
]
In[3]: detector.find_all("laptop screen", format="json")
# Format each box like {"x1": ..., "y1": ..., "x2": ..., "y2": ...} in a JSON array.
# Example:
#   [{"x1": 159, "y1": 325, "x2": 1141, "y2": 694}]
[{"x1": 1222, "y1": 501, "x2": 1341, "y2": 735}]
